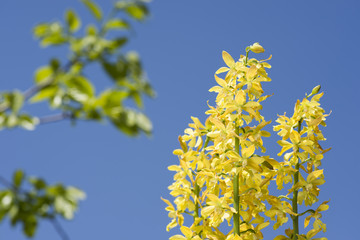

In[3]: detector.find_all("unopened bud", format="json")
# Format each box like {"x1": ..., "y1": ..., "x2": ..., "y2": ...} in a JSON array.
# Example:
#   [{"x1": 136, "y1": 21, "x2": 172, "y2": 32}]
[
  {"x1": 249, "y1": 43, "x2": 265, "y2": 53},
  {"x1": 311, "y1": 85, "x2": 321, "y2": 95}
]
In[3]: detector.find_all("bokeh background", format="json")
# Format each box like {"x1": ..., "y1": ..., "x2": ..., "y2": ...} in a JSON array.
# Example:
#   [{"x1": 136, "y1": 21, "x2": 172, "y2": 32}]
[{"x1": 1, "y1": 0, "x2": 359, "y2": 239}]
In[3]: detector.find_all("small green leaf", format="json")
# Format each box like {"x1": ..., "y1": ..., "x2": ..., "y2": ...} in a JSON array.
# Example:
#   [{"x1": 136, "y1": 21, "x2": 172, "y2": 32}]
[
  {"x1": 47, "y1": 184, "x2": 66, "y2": 196},
  {"x1": 66, "y1": 187, "x2": 86, "y2": 201},
  {"x1": 108, "y1": 37, "x2": 128, "y2": 52},
  {"x1": 41, "y1": 34, "x2": 67, "y2": 47},
  {"x1": 125, "y1": 4, "x2": 149, "y2": 21},
  {"x1": 13, "y1": 170, "x2": 25, "y2": 188},
  {"x1": 10, "y1": 91, "x2": 24, "y2": 113},
  {"x1": 28, "y1": 177, "x2": 47, "y2": 190},
  {"x1": 30, "y1": 86, "x2": 58, "y2": 103},
  {"x1": 101, "y1": 59, "x2": 128, "y2": 83},
  {"x1": 130, "y1": 91, "x2": 143, "y2": 108},
  {"x1": 65, "y1": 9, "x2": 81, "y2": 32},
  {"x1": 33, "y1": 23, "x2": 49, "y2": 38},
  {"x1": 86, "y1": 24, "x2": 98, "y2": 36},
  {"x1": 19, "y1": 115, "x2": 39, "y2": 131},
  {"x1": 6, "y1": 114, "x2": 18, "y2": 128},
  {"x1": 34, "y1": 66, "x2": 53, "y2": 84},
  {"x1": 65, "y1": 76, "x2": 95, "y2": 102},
  {"x1": 81, "y1": 0, "x2": 103, "y2": 21},
  {"x1": 23, "y1": 215, "x2": 37, "y2": 237},
  {"x1": 105, "y1": 19, "x2": 129, "y2": 30},
  {"x1": 136, "y1": 112, "x2": 152, "y2": 134},
  {"x1": 0, "y1": 191, "x2": 14, "y2": 209}
]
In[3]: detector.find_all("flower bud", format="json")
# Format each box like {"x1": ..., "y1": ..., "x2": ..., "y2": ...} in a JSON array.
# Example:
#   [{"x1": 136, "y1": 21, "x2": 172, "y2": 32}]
[
  {"x1": 311, "y1": 85, "x2": 321, "y2": 95},
  {"x1": 249, "y1": 43, "x2": 265, "y2": 53}
]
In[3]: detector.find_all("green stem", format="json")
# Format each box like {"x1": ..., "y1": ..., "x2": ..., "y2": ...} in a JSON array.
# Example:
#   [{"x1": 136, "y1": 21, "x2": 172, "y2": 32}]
[
  {"x1": 194, "y1": 183, "x2": 200, "y2": 220},
  {"x1": 233, "y1": 127, "x2": 240, "y2": 235},
  {"x1": 245, "y1": 50, "x2": 250, "y2": 66},
  {"x1": 193, "y1": 136, "x2": 210, "y2": 236},
  {"x1": 292, "y1": 121, "x2": 302, "y2": 240}
]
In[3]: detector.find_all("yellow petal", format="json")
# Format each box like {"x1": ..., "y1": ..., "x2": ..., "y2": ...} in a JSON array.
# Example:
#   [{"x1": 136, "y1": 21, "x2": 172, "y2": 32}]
[
  {"x1": 215, "y1": 67, "x2": 230, "y2": 74},
  {"x1": 235, "y1": 90, "x2": 246, "y2": 105},
  {"x1": 180, "y1": 226, "x2": 193, "y2": 238},
  {"x1": 215, "y1": 74, "x2": 227, "y2": 87},
  {"x1": 169, "y1": 235, "x2": 187, "y2": 240},
  {"x1": 307, "y1": 169, "x2": 323, "y2": 182},
  {"x1": 241, "y1": 144, "x2": 255, "y2": 158},
  {"x1": 173, "y1": 149, "x2": 184, "y2": 155},
  {"x1": 289, "y1": 130, "x2": 301, "y2": 144},
  {"x1": 201, "y1": 206, "x2": 215, "y2": 217},
  {"x1": 246, "y1": 65, "x2": 257, "y2": 79},
  {"x1": 222, "y1": 51, "x2": 235, "y2": 67}
]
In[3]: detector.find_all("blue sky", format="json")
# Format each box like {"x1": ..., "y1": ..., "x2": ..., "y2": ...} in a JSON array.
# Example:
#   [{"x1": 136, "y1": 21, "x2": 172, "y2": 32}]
[{"x1": 1, "y1": 0, "x2": 359, "y2": 239}]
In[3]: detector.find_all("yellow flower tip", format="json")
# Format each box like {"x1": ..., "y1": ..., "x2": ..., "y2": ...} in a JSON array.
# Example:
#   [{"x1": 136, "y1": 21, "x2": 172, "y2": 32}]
[
  {"x1": 173, "y1": 149, "x2": 184, "y2": 156},
  {"x1": 249, "y1": 42, "x2": 265, "y2": 53}
]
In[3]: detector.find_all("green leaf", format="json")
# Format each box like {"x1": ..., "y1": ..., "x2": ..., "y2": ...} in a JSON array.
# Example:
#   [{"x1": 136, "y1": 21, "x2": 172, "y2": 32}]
[
  {"x1": 13, "y1": 170, "x2": 25, "y2": 188},
  {"x1": 66, "y1": 187, "x2": 86, "y2": 201},
  {"x1": 54, "y1": 196, "x2": 75, "y2": 219},
  {"x1": 47, "y1": 184, "x2": 66, "y2": 196},
  {"x1": 81, "y1": 0, "x2": 103, "y2": 21},
  {"x1": 41, "y1": 34, "x2": 67, "y2": 47},
  {"x1": 10, "y1": 91, "x2": 24, "y2": 113},
  {"x1": 34, "y1": 66, "x2": 53, "y2": 84},
  {"x1": 136, "y1": 112, "x2": 152, "y2": 134},
  {"x1": 125, "y1": 4, "x2": 149, "y2": 21},
  {"x1": 23, "y1": 215, "x2": 37, "y2": 237},
  {"x1": 130, "y1": 91, "x2": 143, "y2": 108},
  {"x1": 18, "y1": 115, "x2": 39, "y2": 131},
  {"x1": 30, "y1": 86, "x2": 58, "y2": 103},
  {"x1": 86, "y1": 24, "x2": 98, "y2": 36},
  {"x1": 33, "y1": 23, "x2": 49, "y2": 38},
  {"x1": 28, "y1": 177, "x2": 47, "y2": 190},
  {"x1": 65, "y1": 9, "x2": 81, "y2": 32},
  {"x1": 65, "y1": 76, "x2": 95, "y2": 102},
  {"x1": 108, "y1": 37, "x2": 128, "y2": 52},
  {"x1": 105, "y1": 19, "x2": 129, "y2": 30},
  {"x1": 98, "y1": 90, "x2": 127, "y2": 114},
  {"x1": 0, "y1": 191, "x2": 14, "y2": 209},
  {"x1": 101, "y1": 59, "x2": 128, "y2": 83},
  {"x1": 6, "y1": 114, "x2": 18, "y2": 128}
]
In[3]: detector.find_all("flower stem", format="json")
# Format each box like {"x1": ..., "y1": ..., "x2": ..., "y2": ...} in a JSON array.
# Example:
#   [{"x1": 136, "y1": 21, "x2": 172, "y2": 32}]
[
  {"x1": 233, "y1": 126, "x2": 240, "y2": 235},
  {"x1": 292, "y1": 121, "x2": 302, "y2": 239}
]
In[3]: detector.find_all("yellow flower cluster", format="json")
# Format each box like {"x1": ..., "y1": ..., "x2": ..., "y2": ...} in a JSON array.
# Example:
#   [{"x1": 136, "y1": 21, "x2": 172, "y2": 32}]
[
  {"x1": 272, "y1": 86, "x2": 330, "y2": 239},
  {"x1": 164, "y1": 43, "x2": 277, "y2": 240},
  {"x1": 163, "y1": 43, "x2": 330, "y2": 240}
]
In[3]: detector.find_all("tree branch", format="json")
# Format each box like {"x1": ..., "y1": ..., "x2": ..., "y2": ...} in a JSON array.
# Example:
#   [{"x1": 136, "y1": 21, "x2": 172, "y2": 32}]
[
  {"x1": 50, "y1": 217, "x2": 70, "y2": 240},
  {"x1": 0, "y1": 58, "x2": 78, "y2": 114},
  {"x1": 39, "y1": 112, "x2": 72, "y2": 125}
]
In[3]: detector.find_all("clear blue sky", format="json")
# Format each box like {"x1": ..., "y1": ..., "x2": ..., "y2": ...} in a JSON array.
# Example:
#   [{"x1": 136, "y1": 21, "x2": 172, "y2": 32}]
[{"x1": 1, "y1": 0, "x2": 359, "y2": 239}]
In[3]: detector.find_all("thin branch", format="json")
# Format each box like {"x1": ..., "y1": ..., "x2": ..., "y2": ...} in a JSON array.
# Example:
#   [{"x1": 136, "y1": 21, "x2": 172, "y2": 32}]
[
  {"x1": 39, "y1": 112, "x2": 72, "y2": 125},
  {"x1": 0, "y1": 58, "x2": 78, "y2": 114},
  {"x1": 23, "y1": 79, "x2": 53, "y2": 100},
  {"x1": 50, "y1": 217, "x2": 70, "y2": 240}
]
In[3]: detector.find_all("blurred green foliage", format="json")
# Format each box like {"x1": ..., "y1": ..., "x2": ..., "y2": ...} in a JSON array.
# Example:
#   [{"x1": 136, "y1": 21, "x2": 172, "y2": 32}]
[
  {"x1": 0, "y1": 0, "x2": 154, "y2": 136},
  {"x1": 0, "y1": 0, "x2": 153, "y2": 238},
  {"x1": 0, "y1": 170, "x2": 85, "y2": 237}
]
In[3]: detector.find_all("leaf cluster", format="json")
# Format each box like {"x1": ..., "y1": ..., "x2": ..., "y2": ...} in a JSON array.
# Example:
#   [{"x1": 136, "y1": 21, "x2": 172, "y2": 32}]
[
  {"x1": 0, "y1": 0, "x2": 154, "y2": 136},
  {"x1": 0, "y1": 170, "x2": 85, "y2": 237}
]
